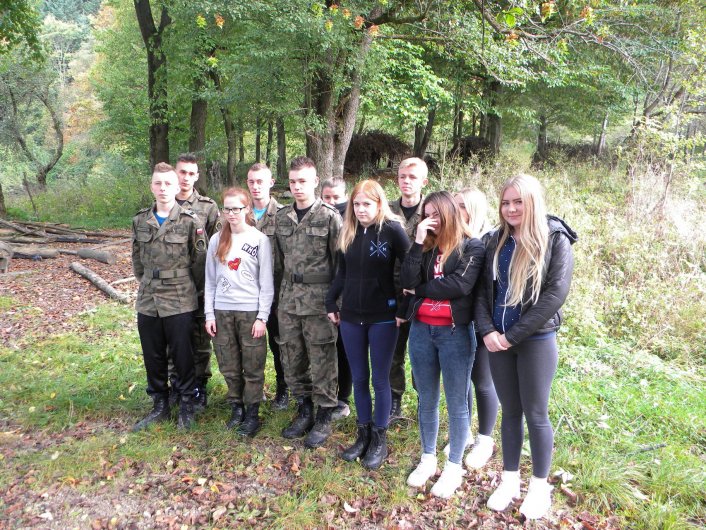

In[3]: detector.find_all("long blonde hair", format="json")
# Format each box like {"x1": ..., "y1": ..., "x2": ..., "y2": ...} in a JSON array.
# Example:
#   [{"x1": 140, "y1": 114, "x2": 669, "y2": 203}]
[
  {"x1": 339, "y1": 180, "x2": 403, "y2": 253},
  {"x1": 493, "y1": 174, "x2": 549, "y2": 306},
  {"x1": 421, "y1": 191, "x2": 471, "y2": 267},
  {"x1": 215, "y1": 188, "x2": 256, "y2": 264},
  {"x1": 456, "y1": 186, "x2": 491, "y2": 239}
]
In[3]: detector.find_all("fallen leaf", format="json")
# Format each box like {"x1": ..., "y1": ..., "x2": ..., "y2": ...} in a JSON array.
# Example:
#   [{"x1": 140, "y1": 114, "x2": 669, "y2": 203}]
[
  {"x1": 212, "y1": 506, "x2": 227, "y2": 521},
  {"x1": 343, "y1": 502, "x2": 359, "y2": 513}
]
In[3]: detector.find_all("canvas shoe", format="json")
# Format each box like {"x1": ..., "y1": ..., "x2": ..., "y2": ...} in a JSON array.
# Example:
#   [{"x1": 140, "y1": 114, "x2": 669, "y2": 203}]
[
  {"x1": 430, "y1": 461, "x2": 466, "y2": 499},
  {"x1": 519, "y1": 476, "x2": 553, "y2": 520},
  {"x1": 406, "y1": 453, "x2": 437, "y2": 488},
  {"x1": 487, "y1": 470, "x2": 521, "y2": 511}
]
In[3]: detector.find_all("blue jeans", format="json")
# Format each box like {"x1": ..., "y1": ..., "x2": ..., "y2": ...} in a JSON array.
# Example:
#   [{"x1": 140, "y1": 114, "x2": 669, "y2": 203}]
[{"x1": 409, "y1": 319, "x2": 475, "y2": 464}]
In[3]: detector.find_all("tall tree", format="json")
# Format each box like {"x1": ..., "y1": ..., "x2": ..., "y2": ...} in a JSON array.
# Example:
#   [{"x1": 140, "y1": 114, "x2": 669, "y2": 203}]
[{"x1": 134, "y1": 0, "x2": 171, "y2": 167}]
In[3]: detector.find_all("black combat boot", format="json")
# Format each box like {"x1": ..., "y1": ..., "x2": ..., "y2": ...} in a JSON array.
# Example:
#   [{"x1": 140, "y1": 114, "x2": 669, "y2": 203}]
[
  {"x1": 272, "y1": 383, "x2": 289, "y2": 411},
  {"x1": 361, "y1": 426, "x2": 388, "y2": 470},
  {"x1": 340, "y1": 423, "x2": 371, "y2": 462},
  {"x1": 226, "y1": 403, "x2": 245, "y2": 429},
  {"x1": 237, "y1": 403, "x2": 261, "y2": 437},
  {"x1": 282, "y1": 398, "x2": 314, "y2": 439},
  {"x1": 304, "y1": 406, "x2": 334, "y2": 448},
  {"x1": 389, "y1": 393, "x2": 402, "y2": 421},
  {"x1": 193, "y1": 381, "x2": 208, "y2": 413},
  {"x1": 132, "y1": 395, "x2": 170, "y2": 432},
  {"x1": 177, "y1": 396, "x2": 195, "y2": 430}
]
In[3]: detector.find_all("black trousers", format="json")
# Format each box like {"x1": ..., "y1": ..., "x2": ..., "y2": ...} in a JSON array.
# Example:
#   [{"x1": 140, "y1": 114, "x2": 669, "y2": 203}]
[{"x1": 138, "y1": 312, "x2": 196, "y2": 399}]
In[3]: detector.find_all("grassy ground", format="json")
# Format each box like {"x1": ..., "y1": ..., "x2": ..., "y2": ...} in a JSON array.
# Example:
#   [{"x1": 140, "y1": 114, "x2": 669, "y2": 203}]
[{"x1": 1, "y1": 303, "x2": 703, "y2": 529}]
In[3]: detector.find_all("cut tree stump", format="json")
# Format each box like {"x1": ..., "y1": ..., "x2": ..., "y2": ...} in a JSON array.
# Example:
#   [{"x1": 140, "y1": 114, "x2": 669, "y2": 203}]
[
  {"x1": 69, "y1": 262, "x2": 130, "y2": 304},
  {"x1": 0, "y1": 241, "x2": 12, "y2": 273}
]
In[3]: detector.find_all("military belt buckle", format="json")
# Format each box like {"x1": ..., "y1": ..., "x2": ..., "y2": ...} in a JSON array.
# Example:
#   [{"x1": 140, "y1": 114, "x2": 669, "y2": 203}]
[
  {"x1": 152, "y1": 269, "x2": 160, "y2": 279},
  {"x1": 291, "y1": 273, "x2": 303, "y2": 283}
]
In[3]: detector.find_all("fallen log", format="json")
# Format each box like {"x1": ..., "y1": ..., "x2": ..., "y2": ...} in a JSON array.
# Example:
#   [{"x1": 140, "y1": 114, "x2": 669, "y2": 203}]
[
  {"x1": 110, "y1": 276, "x2": 136, "y2": 286},
  {"x1": 11, "y1": 246, "x2": 59, "y2": 259},
  {"x1": 0, "y1": 242, "x2": 12, "y2": 273},
  {"x1": 91, "y1": 237, "x2": 132, "y2": 250},
  {"x1": 0, "y1": 236, "x2": 52, "y2": 244},
  {"x1": 69, "y1": 262, "x2": 131, "y2": 304},
  {"x1": 0, "y1": 218, "x2": 55, "y2": 239},
  {"x1": 59, "y1": 248, "x2": 117, "y2": 264}
]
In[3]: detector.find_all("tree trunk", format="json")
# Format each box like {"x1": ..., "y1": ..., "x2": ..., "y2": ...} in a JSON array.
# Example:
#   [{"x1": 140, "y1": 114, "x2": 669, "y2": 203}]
[
  {"x1": 276, "y1": 117, "x2": 287, "y2": 181},
  {"x1": 597, "y1": 111, "x2": 609, "y2": 157},
  {"x1": 484, "y1": 80, "x2": 502, "y2": 155},
  {"x1": 237, "y1": 120, "x2": 244, "y2": 163},
  {"x1": 208, "y1": 70, "x2": 236, "y2": 185},
  {"x1": 471, "y1": 112, "x2": 477, "y2": 137},
  {"x1": 0, "y1": 183, "x2": 6, "y2": 219},
  {"x1": 266, "y1": 120, "x2": 273, "y2": 164},
  {"x1": 188, "y1": 78, "x2": 208, "y2": 191},
  {"x1": 305, "y1": 31, "x2": 374, "y2": 179},
  {"x1": 255, "y1": 115, "x2": 262, "y2": 162},
  {"x1": 537, "y1": 114, "x2": 548, "y2": 158},
  {"x1": 413, "y1": 107, "x2": 436, "y2": 158},
  {"x1": 134, "y1": 0, "x2": 171, "y2": 167}
]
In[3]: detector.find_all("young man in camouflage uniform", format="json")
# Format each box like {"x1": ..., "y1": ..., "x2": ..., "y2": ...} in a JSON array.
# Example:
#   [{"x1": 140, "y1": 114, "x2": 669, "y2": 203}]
[
  {"x1": 246, "y1": 163, "x2": 288, "y2": 409},
  {"x1": 388, "y1": 157, "x2": 428, "y2": 420},
  {"x1": 168, "y1": 153, "x2": 222, "y2": 411},
  {"x1": 273, "y1": 156, "x2": 342, "y2": 448},
  {"x1": 131, "y1": 162, "x2": 208, "y2": 431}
]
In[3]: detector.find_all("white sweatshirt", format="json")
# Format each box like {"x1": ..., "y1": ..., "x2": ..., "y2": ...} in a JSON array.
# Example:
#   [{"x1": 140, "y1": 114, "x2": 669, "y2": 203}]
[{"x1": 204, "y1": 227, "x2": 274, "y2": 322}]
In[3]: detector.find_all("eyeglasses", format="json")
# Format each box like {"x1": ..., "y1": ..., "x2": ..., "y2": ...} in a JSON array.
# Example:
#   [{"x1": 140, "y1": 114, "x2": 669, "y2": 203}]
[{"x1": 223, "y1": 206, "x2": 246, "y2": 214}]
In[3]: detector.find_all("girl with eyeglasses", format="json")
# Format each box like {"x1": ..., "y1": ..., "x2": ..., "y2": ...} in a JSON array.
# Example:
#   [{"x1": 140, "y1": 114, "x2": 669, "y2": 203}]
[{"x1": 204, "y1": 187, "x2": 274, "y2": 436}]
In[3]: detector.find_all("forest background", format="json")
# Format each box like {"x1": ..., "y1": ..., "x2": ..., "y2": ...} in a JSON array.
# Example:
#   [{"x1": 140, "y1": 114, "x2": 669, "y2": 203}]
[{"x1": 0, "y1": 0, "x2": 704, "y2": 529}]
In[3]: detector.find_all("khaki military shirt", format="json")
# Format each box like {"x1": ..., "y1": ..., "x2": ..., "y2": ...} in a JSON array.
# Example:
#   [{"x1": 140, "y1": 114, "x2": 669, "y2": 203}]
[
  {"x1": 132, "y1": 203, "x2": 208, "y2": 318},
  {"x1": 178, "y1": 190, "x2": 222, "y2": 238},
  {"x1": 273, "y1": 198, "x2": 341, "y2": 316}
]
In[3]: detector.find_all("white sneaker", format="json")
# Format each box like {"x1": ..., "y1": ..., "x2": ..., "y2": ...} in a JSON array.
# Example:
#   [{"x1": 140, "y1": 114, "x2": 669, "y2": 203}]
[
  {"x1": 442, "y1": 427, "x2": 473, "y2": 456},
  {"x1": 407, "y1": 453, "x2": 437, "y2": 488},
  {"x1": 465, "y1": 434, "x2": 495, "y2": 469},
  {"x1": 519, "y1": 476, "x2": 553, "y2": 520},
  {"x1": 487, "y1": 471, "x2": 521, "y2": 511},
  {"x1": 430, "y1": 461, "x2": 466, "y2": 499}
]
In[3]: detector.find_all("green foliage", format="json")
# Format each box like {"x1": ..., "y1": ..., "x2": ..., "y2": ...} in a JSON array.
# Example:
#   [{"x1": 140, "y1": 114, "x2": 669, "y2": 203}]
[{"x1": 0, "y1": 0, "x2": 42, "y2": 58}]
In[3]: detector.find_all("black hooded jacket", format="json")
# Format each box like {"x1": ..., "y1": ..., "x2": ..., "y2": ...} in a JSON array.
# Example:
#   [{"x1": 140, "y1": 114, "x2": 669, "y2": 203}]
[{"x1": 474, "y1": 215, "x2": 578, "y2": 345}]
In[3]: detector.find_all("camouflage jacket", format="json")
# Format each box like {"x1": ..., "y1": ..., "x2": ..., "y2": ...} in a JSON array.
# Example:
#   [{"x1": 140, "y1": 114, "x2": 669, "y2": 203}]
[
  {"x1": 256, "y1": 198, "x2": 283, "y2": 261},
  {"x1": 178, "y1": 190, "x2": 222, "y2": 238},
  {"x1": 389, "y1": 195, "x2": 425, "y2": 239},
  {"x1": 132, "y1": 202, "x2": 208, "y2": 317},
  {"x1": 389, "y1": 196, "x2": 424, "y2": 293},
  {"x1": 273, "y1": 198, "x2": 341, "y2": 316}
]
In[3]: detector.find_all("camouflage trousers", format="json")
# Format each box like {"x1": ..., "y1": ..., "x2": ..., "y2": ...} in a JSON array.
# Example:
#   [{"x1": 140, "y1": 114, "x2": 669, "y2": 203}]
[
  {"x1": 167, "y1": 311, "x2": 213, "y2": 388},
  {"x1": 212, "y1": 310, "x2": 266, "y2": 406},
  {"x1": 276, "y1": 310, "x2": 338, "y2": 408}
]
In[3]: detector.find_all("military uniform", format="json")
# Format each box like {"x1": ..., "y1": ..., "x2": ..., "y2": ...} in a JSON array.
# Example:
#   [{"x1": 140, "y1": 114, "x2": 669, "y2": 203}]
[
  {"x1": 132, "y1": 202, "x2": 208, "y2": 400},
  {"x1": 168, "y1": 190, "x2": 222, "y2": 393},
  {"x1": 256, "y1": 198, "x2": 287, "y2": 395},
  {"x1": 273, "y1": 198, "x2": 341, "y2": 408},
  {"x1": 388, "y1": 196, "x2": 424, "y2": 399}
]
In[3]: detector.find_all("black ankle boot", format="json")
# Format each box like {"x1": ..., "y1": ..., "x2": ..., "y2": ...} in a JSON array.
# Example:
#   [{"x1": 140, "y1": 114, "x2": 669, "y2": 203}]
[
  {"x1": 361, "y1": 426, "x2": 388, "y2": 469},
  {"x1": 272, "y1": 383, "x2": 289, "y2": 410},
  {"x1": 304, "y1": 406, "x2": 334, "y2": 448},
  {"x1": 282, "y1": 398, "x2": 314, "y2": 438},
  {"x1": 226, "y1": 403, "x2": 245, "y2": 429},
  {"x1": 177, "y1": 396, "x2": 195, "y2": 430},
  {"x1": 237, "y1": 403, "x2": 261, "y2": 437},
  {"x1": 132, "y1": 395, "x2": 170, "y2": 432},
  {"x1": 193, "y1": 382, "x2": 208, "y2": 413},
  {"x1": 341, "y1": 423, "x2": 371, "y2": 462}
]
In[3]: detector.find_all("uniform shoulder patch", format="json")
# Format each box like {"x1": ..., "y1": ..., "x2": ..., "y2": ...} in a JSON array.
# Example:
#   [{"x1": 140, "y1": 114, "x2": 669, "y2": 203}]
[
  {"x1": 197, "y1": 195, "x2": 216, "y2": 204},
  {"x1": 181, "y1": 209, "x2": 197, "y2": 218},
  {"x1": 321, "y1": 202, "x2": 339, "y2": 215},
  {"x1": 137, "y1": 206, "x2": 151, "y2": 214}
]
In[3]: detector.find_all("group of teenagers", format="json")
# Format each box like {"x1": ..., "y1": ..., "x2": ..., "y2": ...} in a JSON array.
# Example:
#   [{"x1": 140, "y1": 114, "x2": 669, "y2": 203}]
[{"x1": 131, "y1": 154, "x2": 577, "y2": 520}]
